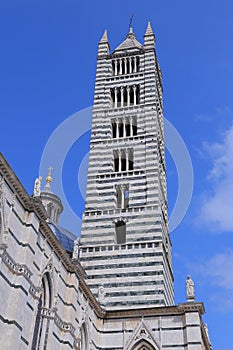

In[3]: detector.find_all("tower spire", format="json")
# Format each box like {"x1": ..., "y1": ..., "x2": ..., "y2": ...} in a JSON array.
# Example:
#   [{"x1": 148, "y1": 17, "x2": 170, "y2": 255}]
[
  {"x1": 100, "y1": 30, "x2": 108, "y2": 43},
  {"x1": 129, "y1": 14, "x2": 133, "y2": 31},
  {"x1": 144, "y1": 21, "x2": 155, "y2": 48},
  {"x1": 98, "y1": 30, "x2": 110, "y2": 56},
  {"x1": 145, "y1": 21, "x2": 154, "y2": 36}
]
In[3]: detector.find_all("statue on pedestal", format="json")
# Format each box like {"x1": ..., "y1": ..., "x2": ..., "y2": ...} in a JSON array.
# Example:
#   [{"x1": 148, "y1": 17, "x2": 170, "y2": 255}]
[{"x1": 186, "y1": 275, "x2": 195, "y2": 301}]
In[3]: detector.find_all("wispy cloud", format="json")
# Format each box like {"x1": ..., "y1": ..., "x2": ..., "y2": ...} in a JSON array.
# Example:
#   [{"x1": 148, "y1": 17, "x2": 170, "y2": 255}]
[
  {"x1": 199, "y1": 250, "x2": 233, "y2": 290},
  {"x1": 194, "y1": 106, "x2": 232, "y2": 123},
  {"x1": 192, "y1": 250, "x2": 233, "y2": 312},
  {"x1": 199, "y1": 123, "x2": 233, "y2": 231},
  {"x1": 194, "y1": 113, "x2": 212, "y2": 122}
]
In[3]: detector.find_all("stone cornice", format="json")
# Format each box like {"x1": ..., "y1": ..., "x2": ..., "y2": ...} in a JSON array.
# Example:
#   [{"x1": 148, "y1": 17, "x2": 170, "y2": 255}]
[{"x1": 104, "y1": 302, "x2": 205, "y2": 320}]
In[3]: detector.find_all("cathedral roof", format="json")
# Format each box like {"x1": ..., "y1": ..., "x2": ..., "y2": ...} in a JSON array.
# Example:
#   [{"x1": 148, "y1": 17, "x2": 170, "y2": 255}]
[
  {"x1": 49, "y1": 222, "x2": 77, "y2": 253},
  {"x1": 113, "y1": 27, "x2": 143, "y2": 53}
]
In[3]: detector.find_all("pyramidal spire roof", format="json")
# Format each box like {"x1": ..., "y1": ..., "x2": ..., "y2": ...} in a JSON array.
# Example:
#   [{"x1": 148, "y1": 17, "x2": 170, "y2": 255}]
[
  {"x1": 145, "y1": 21, "x2": 154, "y2": 36},
  {"x1": 100, "y1": 30, "x2": 108, "y2": 43},
  {"x1": 113, "y1": 26, "x2": 143, "y2": 53}
]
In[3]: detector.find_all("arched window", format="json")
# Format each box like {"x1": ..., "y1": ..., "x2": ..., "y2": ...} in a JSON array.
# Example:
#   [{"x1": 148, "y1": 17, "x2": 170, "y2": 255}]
[
  {"x1": 80, "y1": 324, "x2": 88, "y2": 350},
  {"x1": 115, "y1": 221, "x2": 126, "y2": 244},
  {"x1": 32, "y1": 272, "x2": 53, "y2": 349}
]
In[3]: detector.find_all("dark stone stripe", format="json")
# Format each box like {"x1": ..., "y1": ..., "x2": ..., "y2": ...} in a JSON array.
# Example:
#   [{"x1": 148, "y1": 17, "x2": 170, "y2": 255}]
[
  {"x1": 165, "y1": 342, "x2": 202, "y2": 348},
  {"x1": 33, "y1": 261, "x2": 40, "y2": 271},
  {"x1": 0, "y1": 271, "x2": 28, "y2": 295},
  {"x1": 92, "y1": 339, "x2": 122, "y2": 350},
  {"x1": 26, "y1": 302, "x2": 34, "y2": 311},
  {"x1": 36, "y1": 241, "x2": 43, "y2": 252},
  {"x1": 105, "y1": 289, "x2": 163, "y2": 297},
  {"x1": 59, "y1": 275, "x2": 80, "y2": 295},
  {"x1": 58, "y1": 294, "x2": 77, "y2": 311},
  {"x1": 52, "y1": 332, "x2": 73, "y2": 348},
  {"x1": 21, "y1": 336, "x2": 29, "y2": 345},
  {"x1": 86, "y1": 270, "x2": 163, "y2": 279},
  {"x1": 9, "y1": 205, "x2": 38, "y2": 236},
  {"x1": 9, "y1": 229, "x2": 35, "y2": 254},
  {"x1": 88, "y1": 279, "x2": 164, "y2": 289},
  {"x1": 107, "y1": 299, "x2": 164, "y2": 307},
  {"x1": 0, "y1": 314, "x2": 22, "y2": 331},
  {"x1": 84, "y1": 260, "x2": 162, "y2": 270},
  {"x1": 81, "y1": 251, "x2": 163, "y2": 261}
]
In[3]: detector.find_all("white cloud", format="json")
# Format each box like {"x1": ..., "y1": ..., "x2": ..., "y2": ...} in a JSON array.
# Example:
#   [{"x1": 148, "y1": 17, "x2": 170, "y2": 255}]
[
  {"x1": 199, "y1": 124, "x2": 233, "y2": 231},
  {"x1": 193, "y1": 250, "x2": 233, "y2": 312},
  {"x1": 200, "y1": 250, "x2": 233, "y2": 290}
]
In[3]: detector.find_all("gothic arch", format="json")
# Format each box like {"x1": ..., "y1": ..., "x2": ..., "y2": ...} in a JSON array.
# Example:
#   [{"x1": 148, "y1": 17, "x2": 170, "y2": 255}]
[{"x1": 132, "y1": 339, "x2": 156, "y2": 350}]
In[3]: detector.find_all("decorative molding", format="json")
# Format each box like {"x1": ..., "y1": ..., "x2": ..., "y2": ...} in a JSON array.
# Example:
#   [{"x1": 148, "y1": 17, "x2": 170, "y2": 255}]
[
  {"x1": 2, "y1": 249, "x2": 32, "y2": 280},
  {"x1": 54, "y1": 312, "x2": 75, "y2": 336},
  {"x1": 1, "y1": 248, "x2": 41, "y2": 299}
]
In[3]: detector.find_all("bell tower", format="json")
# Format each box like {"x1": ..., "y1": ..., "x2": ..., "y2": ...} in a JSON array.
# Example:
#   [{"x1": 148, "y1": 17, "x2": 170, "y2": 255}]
[{"x1": 79, "y1": 22, "x2": 173, "y2": 310}]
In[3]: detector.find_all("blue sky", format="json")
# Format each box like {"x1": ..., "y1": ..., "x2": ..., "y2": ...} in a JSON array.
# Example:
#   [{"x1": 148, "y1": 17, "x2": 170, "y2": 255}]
[{"x1": 1, "y1": 0, "x2": 233, "y2": 348}]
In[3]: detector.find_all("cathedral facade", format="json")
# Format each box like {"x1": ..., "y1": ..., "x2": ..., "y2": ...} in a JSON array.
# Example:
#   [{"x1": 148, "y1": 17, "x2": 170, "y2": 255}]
[{"x1": 0, "y1": 22, "x2": 211, "y2": 349}]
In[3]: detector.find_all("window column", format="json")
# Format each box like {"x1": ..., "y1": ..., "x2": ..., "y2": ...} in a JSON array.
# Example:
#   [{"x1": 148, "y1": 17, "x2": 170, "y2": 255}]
[
  {"x1": 127, "y1": 86, "x2": 130, "y2": 106},
  {"x1": 116, "y1": 120, "x2": 119, "y2": 138},
  {"x1": 119, "y1": 59, "x2": 122, "y2": 75},
  {"x1": 134, "y1": 56, "x2": 137, "y2": 72},
  {"x1": 133, "y1": 85, "x2": 137, "y2": 105},
  {"x1": 126, "y1": 149, "x2": 129, "y2": 171},
  {"x1": 118, "y1": 150, "x2": 122, "y2": 172},
  {"x1": 124, "y1": 58, "x2": 127, "y2": 74},
  {"x1": 130, "y1": 118, "x2": 133, "y2": 137},
  {"x1": 129, "y1": 57, "x2": 132, "y2": 73},
  {"x1": 123, "y1": 118, "x2": 126, "y2": 138},
  {"x1": 114, "y1": 59, "x2": 117, "y2": 75}
]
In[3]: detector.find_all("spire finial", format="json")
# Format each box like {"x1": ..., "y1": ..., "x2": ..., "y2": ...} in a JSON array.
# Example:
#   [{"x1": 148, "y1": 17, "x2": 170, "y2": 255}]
[
  {"x1": 129, "y1": 14, "x2": 133, "y2": 32},
  {"x1": 44, "y1": 166, "x2": 53, "y2": 191}
]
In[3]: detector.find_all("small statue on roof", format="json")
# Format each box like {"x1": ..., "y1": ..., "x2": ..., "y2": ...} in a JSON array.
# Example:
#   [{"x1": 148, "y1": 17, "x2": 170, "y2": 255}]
[
  {"x1": 33, "y1": 176, "x2": 42, "y2": 197},
  {"x1": 186, "y1": 275, "x2": 195, "y2": 301}
]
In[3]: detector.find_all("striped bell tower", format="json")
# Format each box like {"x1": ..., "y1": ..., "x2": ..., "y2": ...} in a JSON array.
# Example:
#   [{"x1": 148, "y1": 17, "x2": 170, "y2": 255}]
[{"x1": 79, "y1": 22, "x2": 174, "y2": 310}]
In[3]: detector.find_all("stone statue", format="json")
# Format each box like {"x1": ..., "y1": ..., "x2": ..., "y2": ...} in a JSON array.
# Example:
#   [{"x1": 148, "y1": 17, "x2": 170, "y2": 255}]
[
  {"x1": 186, "y1": 275, "x2": 195, "y2": 301},
  {"x1": 72, "y1": 239, "x2": 79, "y2": 259},
  {"x1": 33, "y1": 176, "x2": 42, "y2": 197},
  {"x1": 98, "y1": 285, "x2": 106, "y2": 305}
]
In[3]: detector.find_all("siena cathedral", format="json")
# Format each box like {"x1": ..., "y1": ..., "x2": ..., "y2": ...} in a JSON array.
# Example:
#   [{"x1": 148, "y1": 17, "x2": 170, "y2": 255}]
[{"x1": 0, "y1": 22, "x2": 212, "y2": 349}]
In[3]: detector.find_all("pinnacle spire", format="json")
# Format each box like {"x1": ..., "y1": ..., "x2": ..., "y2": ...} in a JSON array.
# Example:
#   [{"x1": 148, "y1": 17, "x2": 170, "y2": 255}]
[
  {"x1": 100, "y1": 30, "x2": 108, "y2": 43},
  {"x1": 144, "y1": 21, "x2": 155, "y2": 48},
  {"x1": 98, "y1": 30, "x2": 110, "y2": 56},
  {"x1": 145, "y1": 21, "x2": 154, "y2": 36}
]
